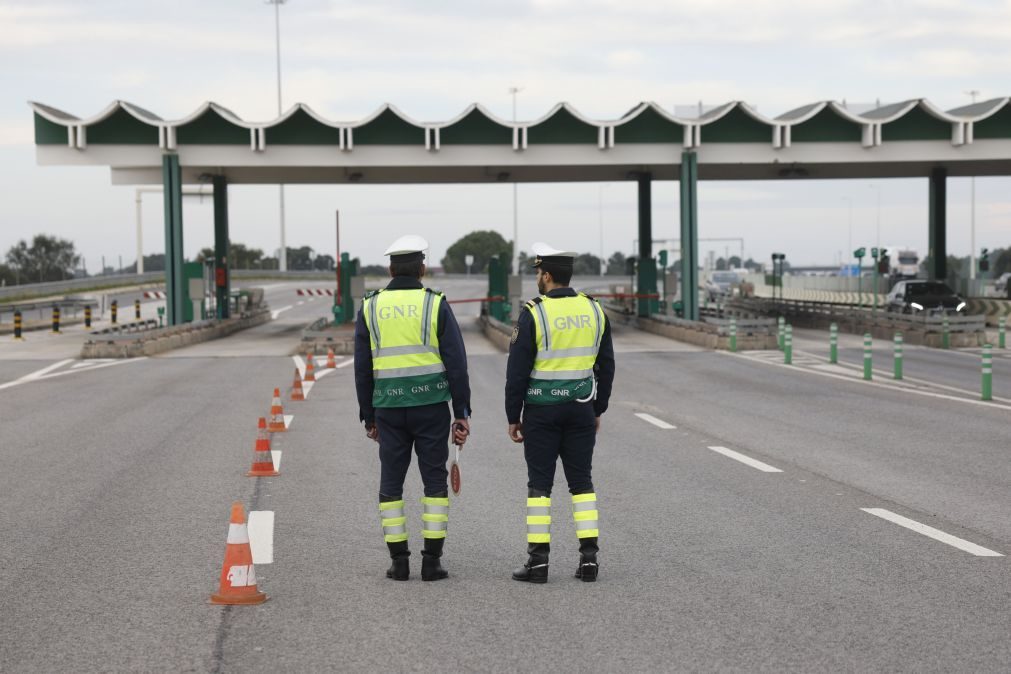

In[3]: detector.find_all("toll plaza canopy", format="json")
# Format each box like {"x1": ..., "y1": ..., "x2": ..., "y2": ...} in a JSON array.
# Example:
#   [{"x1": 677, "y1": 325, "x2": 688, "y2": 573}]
[{"x1": 29, "y1": 97, "x2": 1011, "y2": 323}]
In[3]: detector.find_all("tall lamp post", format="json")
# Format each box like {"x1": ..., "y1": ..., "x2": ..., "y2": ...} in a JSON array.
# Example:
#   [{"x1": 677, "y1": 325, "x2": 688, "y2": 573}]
[
  {"x1": 597, "y1": 183, "x2": 610, "y2": 277},
  {"x1": 965, "y1": 89, "x2": 980, "y2": 282},
  {"x1": 267, "y1": 0, "x2": 288, "y2": 272},
  {"x1": 841, "y1": 196, "x2": 853, "y2": 268},
  {"x1": 509, "y1": 86, "x2": 522, "y2": 276}
]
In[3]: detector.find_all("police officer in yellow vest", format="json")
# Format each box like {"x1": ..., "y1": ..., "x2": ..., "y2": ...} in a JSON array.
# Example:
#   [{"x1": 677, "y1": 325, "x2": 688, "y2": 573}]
[
  {"x1": 506, "y1": 242, "x2": 615, "y2": 583},
  {"x1": 354, "y1": 235, "x2": 471, "y2": 581}
]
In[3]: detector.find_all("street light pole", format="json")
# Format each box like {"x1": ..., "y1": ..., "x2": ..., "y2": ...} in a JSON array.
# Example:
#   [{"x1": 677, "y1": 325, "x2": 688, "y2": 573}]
[
  {"x1": 598, "y1": 184, "x2": 609, "y2": 277},
  {"x1": 966, "y1": 89, "x2": 980, "y2": 282},
  {"x1": 842, "y1": 196, "x2": 852, "y2": 263},
  {"x1": 268, "y1": 0, "x2": 288, "y2": 272},
  {"x1": 509, "y1": 86, "x2": 522, "y2": 276}
]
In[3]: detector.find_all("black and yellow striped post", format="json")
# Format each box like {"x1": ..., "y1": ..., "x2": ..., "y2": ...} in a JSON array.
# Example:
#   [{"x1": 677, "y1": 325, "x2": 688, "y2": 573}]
[
  {"x1": 111, "y1": 300, "x2": 118, "y2": 325},
  {"x1": 13, "y1": 310, "x2": 23, "y2": 340},
  {"x1": 51, "y1": 305, "x2": 61, "y2": 334},
  {"x1": 84, "y1": 305, "x2": 92, "y2": 328},
  {"x1": 134, "y1": 299, "x2": 141, "y2": 320}
]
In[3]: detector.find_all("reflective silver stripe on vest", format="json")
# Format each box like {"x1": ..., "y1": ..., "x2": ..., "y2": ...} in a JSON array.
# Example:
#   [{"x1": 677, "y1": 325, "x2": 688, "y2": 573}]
[
  {"x1": 526, "y1": 506, "x2": 550, "y2": 517},
  {"x1": 572, "y1": 500, "x2": 596, "y2": 512},
  {"x1": 575, "y1": 520, "x2": 597, "y2": 531},
  {"x1": 530, "y1": 368, "x2": 594, "y2": 380},
  {"x1": 590, "y1": 299, "x2": 604, "y2": 346},
  {"x1": 372, "y1": 344, "x2": 440, "y2": 358},
  {"x1": 424, "y1": 504, "x2": 449, "y2": 515},
  {"x1": 536, "y1": 346, "x2": 599, "y2": 360},
  {"x1": 526, "y1": 524, "x2": 550, "y2": 534},
  {"x1": 534, "y1": 301, "x2": 551, "y2": 350},
  {"x1": 374, "y1": 363, "x2": 448, "y2": 379},
  {"x1": 421, "y1": 291, "x2": 435, "y2": 346},
  {"x1": 423, "y1": 521, "x2": 448, "y2": 531},
  {"x1": 368, "y1": 296, "x2": 381, "y2": 348}
]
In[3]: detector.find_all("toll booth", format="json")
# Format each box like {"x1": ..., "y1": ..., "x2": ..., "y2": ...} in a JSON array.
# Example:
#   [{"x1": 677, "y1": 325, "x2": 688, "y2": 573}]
[
  {"x1": 332, "y1": 252, "x2": 361, "y2": 325},
  {"x1": 487, "y1": 255, "x2": 511, "y2": 322},
  {"x1": 182, "y1": 261, "x2": 208, "y2": 322}
]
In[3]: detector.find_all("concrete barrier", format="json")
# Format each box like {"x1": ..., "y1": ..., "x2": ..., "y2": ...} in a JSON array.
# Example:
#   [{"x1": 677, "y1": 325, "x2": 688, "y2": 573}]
[
  {"x1": 81, "y1": 309, "x2": 271, "y2": 358},
  {"x1": 299, "y1": 317, "x2": 355, "y2": 356}
]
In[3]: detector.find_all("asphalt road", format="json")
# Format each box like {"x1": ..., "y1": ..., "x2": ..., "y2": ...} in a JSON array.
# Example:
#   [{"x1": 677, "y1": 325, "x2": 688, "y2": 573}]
[{"x1": 1, "y1": 279, "x2": 1008, "y2": 672}]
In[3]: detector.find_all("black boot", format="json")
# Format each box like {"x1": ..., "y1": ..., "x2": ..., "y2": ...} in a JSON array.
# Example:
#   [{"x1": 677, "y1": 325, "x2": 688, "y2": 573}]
[
  {"x1": 512, "y1": 543, "x2": 549, "y2": 584},
  {"x1": 574, "y1": 537, "x2": 599, "y2": 582},
  {"x1": 386, "y1": 541, "x2": 410, "y2": 581},
  {"x1": 421, "y1": 538, "x2": 449, "y2": 581}
]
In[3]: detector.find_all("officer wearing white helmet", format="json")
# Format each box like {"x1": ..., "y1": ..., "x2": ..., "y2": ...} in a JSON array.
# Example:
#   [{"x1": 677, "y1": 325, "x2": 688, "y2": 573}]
[
  {"x1": 354, "y1": 235, "x2": 471, "y2": 581},
  {"x1": 505, "y1": 242, "x2": 615, "y2": 583}
]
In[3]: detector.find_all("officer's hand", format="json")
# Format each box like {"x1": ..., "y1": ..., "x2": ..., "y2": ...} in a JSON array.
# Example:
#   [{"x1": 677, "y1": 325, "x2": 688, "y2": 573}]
[
  {"x1": 365, "y1": 422, "x2": 379, "y2": 443},
  {"x1": 595, "y1": 416, "x2": 601, "y2": 433},
  {"x1": 508, "y1": 423, "x2": 524, "y2": 443},
  {"x1": 452, "y1": 418, "x2": 470, "y2": 446}
]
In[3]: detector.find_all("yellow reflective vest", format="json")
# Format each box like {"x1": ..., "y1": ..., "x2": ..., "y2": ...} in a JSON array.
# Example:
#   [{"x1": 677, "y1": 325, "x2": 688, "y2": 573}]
[
  {"x1": 362, "y1": 288, "x2": 451, "y2": 408},
  {"x1": 524, "y1": 293, "x2": 604, "y2": 404}
]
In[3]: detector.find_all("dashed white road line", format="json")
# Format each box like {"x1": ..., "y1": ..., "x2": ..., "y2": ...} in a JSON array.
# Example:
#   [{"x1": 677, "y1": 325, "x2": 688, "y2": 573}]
[
  {"x1": 247, "y1": 510, "x2": 275, "y2": 564},
  {"x1": 271, "y1": 305, "x2": 294, "y2": 320},
  {"x1": 634, "y1": 412, "x2": 676, "y2": 429},
  {"x1": 707, "y1": 446, "x2": 783, "y2": 473},
  {"x1": 861, "y1": 508, "x2": 1003, "y2": 557}
]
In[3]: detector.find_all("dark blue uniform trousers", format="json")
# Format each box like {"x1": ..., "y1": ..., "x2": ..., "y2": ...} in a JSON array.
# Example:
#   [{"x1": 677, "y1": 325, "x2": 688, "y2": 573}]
[
  {"x1": 376, "y1": 402, "x2": 450, "y2": 499},
  {"x1": 522, "y1": 400, "x2": 596, "y2": 495}
]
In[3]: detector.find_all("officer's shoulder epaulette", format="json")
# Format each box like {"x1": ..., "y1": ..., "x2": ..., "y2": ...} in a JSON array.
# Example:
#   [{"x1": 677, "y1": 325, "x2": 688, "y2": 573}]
[
  {"x1": 424, "y1": 287, "x2": 444, "y2": 296},
  {"x1": 523, "y1": 296, "x2": 544, "y2": 310},
  {"x1": 363, "y1": 289, "x2": 380, "y2": 300}
]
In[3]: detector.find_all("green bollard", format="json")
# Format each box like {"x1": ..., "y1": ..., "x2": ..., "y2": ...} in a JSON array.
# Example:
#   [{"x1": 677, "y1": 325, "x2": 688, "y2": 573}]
[
  {"x1": 729, "y1": 316, "x2": 738, "y2": 352},
  {"x1": 778, "y1": 316, "x2": 785, "y2": 351},
  {"x1": 982, "y1": 344, "x2": 993, "y2": 401},
  {"x1": 999, "y1": 315, "x2": 1006, "y2": 350},
  {"x1": 829, "y1": 322, "x2": 838, "y2": 364},
  {"x1": 784, "y1": 325, "x2": 793, "y2": 365},
  {"x1": 942, "y1": 314, "x2": 950, "y2": 349},
  {"x1": 863, "y1": 333, "x2": 873, "y2": 380},
  {"x1": 893, "y1": 332, "x2": 903, "y2": 380}
]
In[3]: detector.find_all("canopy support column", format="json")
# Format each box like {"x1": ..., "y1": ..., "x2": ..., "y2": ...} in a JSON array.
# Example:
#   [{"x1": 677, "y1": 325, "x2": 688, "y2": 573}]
[
  {"x1": 213, "y1": 175, "x2": 230, "y2": 319},
  {"x1": 637, "y1": 173, "x2": 656, "y2": 317},
  {"x1": 679, "y1": 151, "x2": 699, "y2": 321},
  {"x1": 928, "y1": 167, "x2": 947, "y2": 282},
  {"x1": 162, "y1": 154, "x2": 184, "y2": 325}
]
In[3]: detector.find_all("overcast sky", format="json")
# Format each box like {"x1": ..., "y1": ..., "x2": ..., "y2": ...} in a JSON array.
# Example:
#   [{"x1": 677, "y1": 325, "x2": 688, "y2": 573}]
[{"x1": 2, "y1": 0, "x2": 1009, "y2": 270}]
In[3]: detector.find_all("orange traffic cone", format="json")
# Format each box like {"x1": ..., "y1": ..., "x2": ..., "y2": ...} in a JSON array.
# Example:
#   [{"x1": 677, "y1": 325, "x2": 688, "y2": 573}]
[
  {"x1": 247, "y1": 418, "x2": 279, "y2": 477},
  {"x1": 210, "y1": 501, "x2": 268, "y2": 605},
  {"x1": 291, "y1": 368, "x2": 305, "y2": 401},
  {"x1": 304, "y1": 354, "x2": 316, "y2": 382},
  {"x1": 267, "y1": 388, "x2": 286, "y2": 433},
  {"x1": 326, "y1": 348, "x2": 336, "y2": 369}
]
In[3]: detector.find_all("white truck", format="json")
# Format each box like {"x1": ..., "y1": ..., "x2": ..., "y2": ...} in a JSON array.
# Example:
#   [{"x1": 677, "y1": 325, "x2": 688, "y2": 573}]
[{"x1": 883, "y1": 247, "x2": 919, "y2": 279}]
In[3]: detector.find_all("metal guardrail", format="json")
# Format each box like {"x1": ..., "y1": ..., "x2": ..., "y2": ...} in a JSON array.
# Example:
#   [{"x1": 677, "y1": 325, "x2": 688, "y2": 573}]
[
  {"x1": 730, "y1": 297, "x2": 986, "y2": 333},
  {"x1": 0, "y1": 272, "x2": 166, "y2": 301}
]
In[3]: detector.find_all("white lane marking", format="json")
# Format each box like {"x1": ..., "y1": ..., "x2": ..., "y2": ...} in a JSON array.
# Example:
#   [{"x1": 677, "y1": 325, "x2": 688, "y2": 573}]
[
  {"x1": 302, "y1": 380, "x2": 314, "y2": 398},
  {"x1": 0, "y1": 358, "x2": 145, "y2": 391},
  {"x1": 296, "y1": 300, "x2": 305, "y2": 306},
  {"x1": 72, "y1": 360, "x2": 108, "y2": 369},
  {"x1": 315, "y1": 368, "x2": 334, "y2": 381},
  {"x1": 22, "y1": 359, "x2": 74, "y2": 380},
  {"x1": 634, "y1": 412, "x2": 676, "y2": 429},
  {"x1": 283, "y1": 414, "x2": 293, "y2": 429},
  {"x1": 861, "y1": 508, "x2": 1003, "y2": 557},
  {"x1": 707, "y1": 446, "x2": 783, "y2": 473},
  {"x1": 270, "y1": 450, "x2": 282, "y2": 471},
  {"x1": 337, "y1": 358, "x2": 354, "y2": 369},
  {"x1": 291, "y1": 355, "x2": 305, "y2": 378},
  {"x1": 271, "y1": 305, "x2": 294, "y2": 319},
  {"x1": 722, "y1": 350, "x2": 1011, "y2": 411},
  {"x1": 247, "y1": 511, "x2": 275, "y2": 564}
]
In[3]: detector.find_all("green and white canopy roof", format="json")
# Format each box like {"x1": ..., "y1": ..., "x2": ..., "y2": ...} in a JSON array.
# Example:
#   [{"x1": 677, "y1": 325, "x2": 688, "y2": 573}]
[{"x1": 30, "y1": 98, "x2": 1011, "y2": 184}]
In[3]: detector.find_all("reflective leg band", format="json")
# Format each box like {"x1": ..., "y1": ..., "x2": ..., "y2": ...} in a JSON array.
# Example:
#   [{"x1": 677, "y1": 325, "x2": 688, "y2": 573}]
[
  {"x1": 421, "y1": 496, "x2": 449, "y2": 539},
  {"x1": 380, "y1": 500, "x2": 408, "y2": 543},
  {"x1": 572, "y1": 493, "x2": 599, "y2": 539},
  {"x1": 527, "y1": 496, "x2": 551, "y2": 543}
]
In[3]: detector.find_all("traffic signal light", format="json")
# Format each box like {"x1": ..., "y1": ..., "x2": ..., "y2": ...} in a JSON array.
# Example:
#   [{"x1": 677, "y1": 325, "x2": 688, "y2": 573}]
[
  {"x1": 877, "y1": 254, "x2": 889, "y2": 275},
  {"x1": 980, "y1": 248, "x2": 990, "y2": 273},
  {"x1": 658, "y1": 250, "x2": 668, "y2": 268},
  {"x1": 625, "y1": 257, "x2": 637, "y2": 276}
]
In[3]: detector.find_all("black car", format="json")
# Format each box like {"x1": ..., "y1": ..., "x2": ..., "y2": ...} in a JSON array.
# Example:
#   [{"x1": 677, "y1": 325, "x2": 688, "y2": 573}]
[{"x1": 885, "y1": 280, "x2": 966, "y2": 314}]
